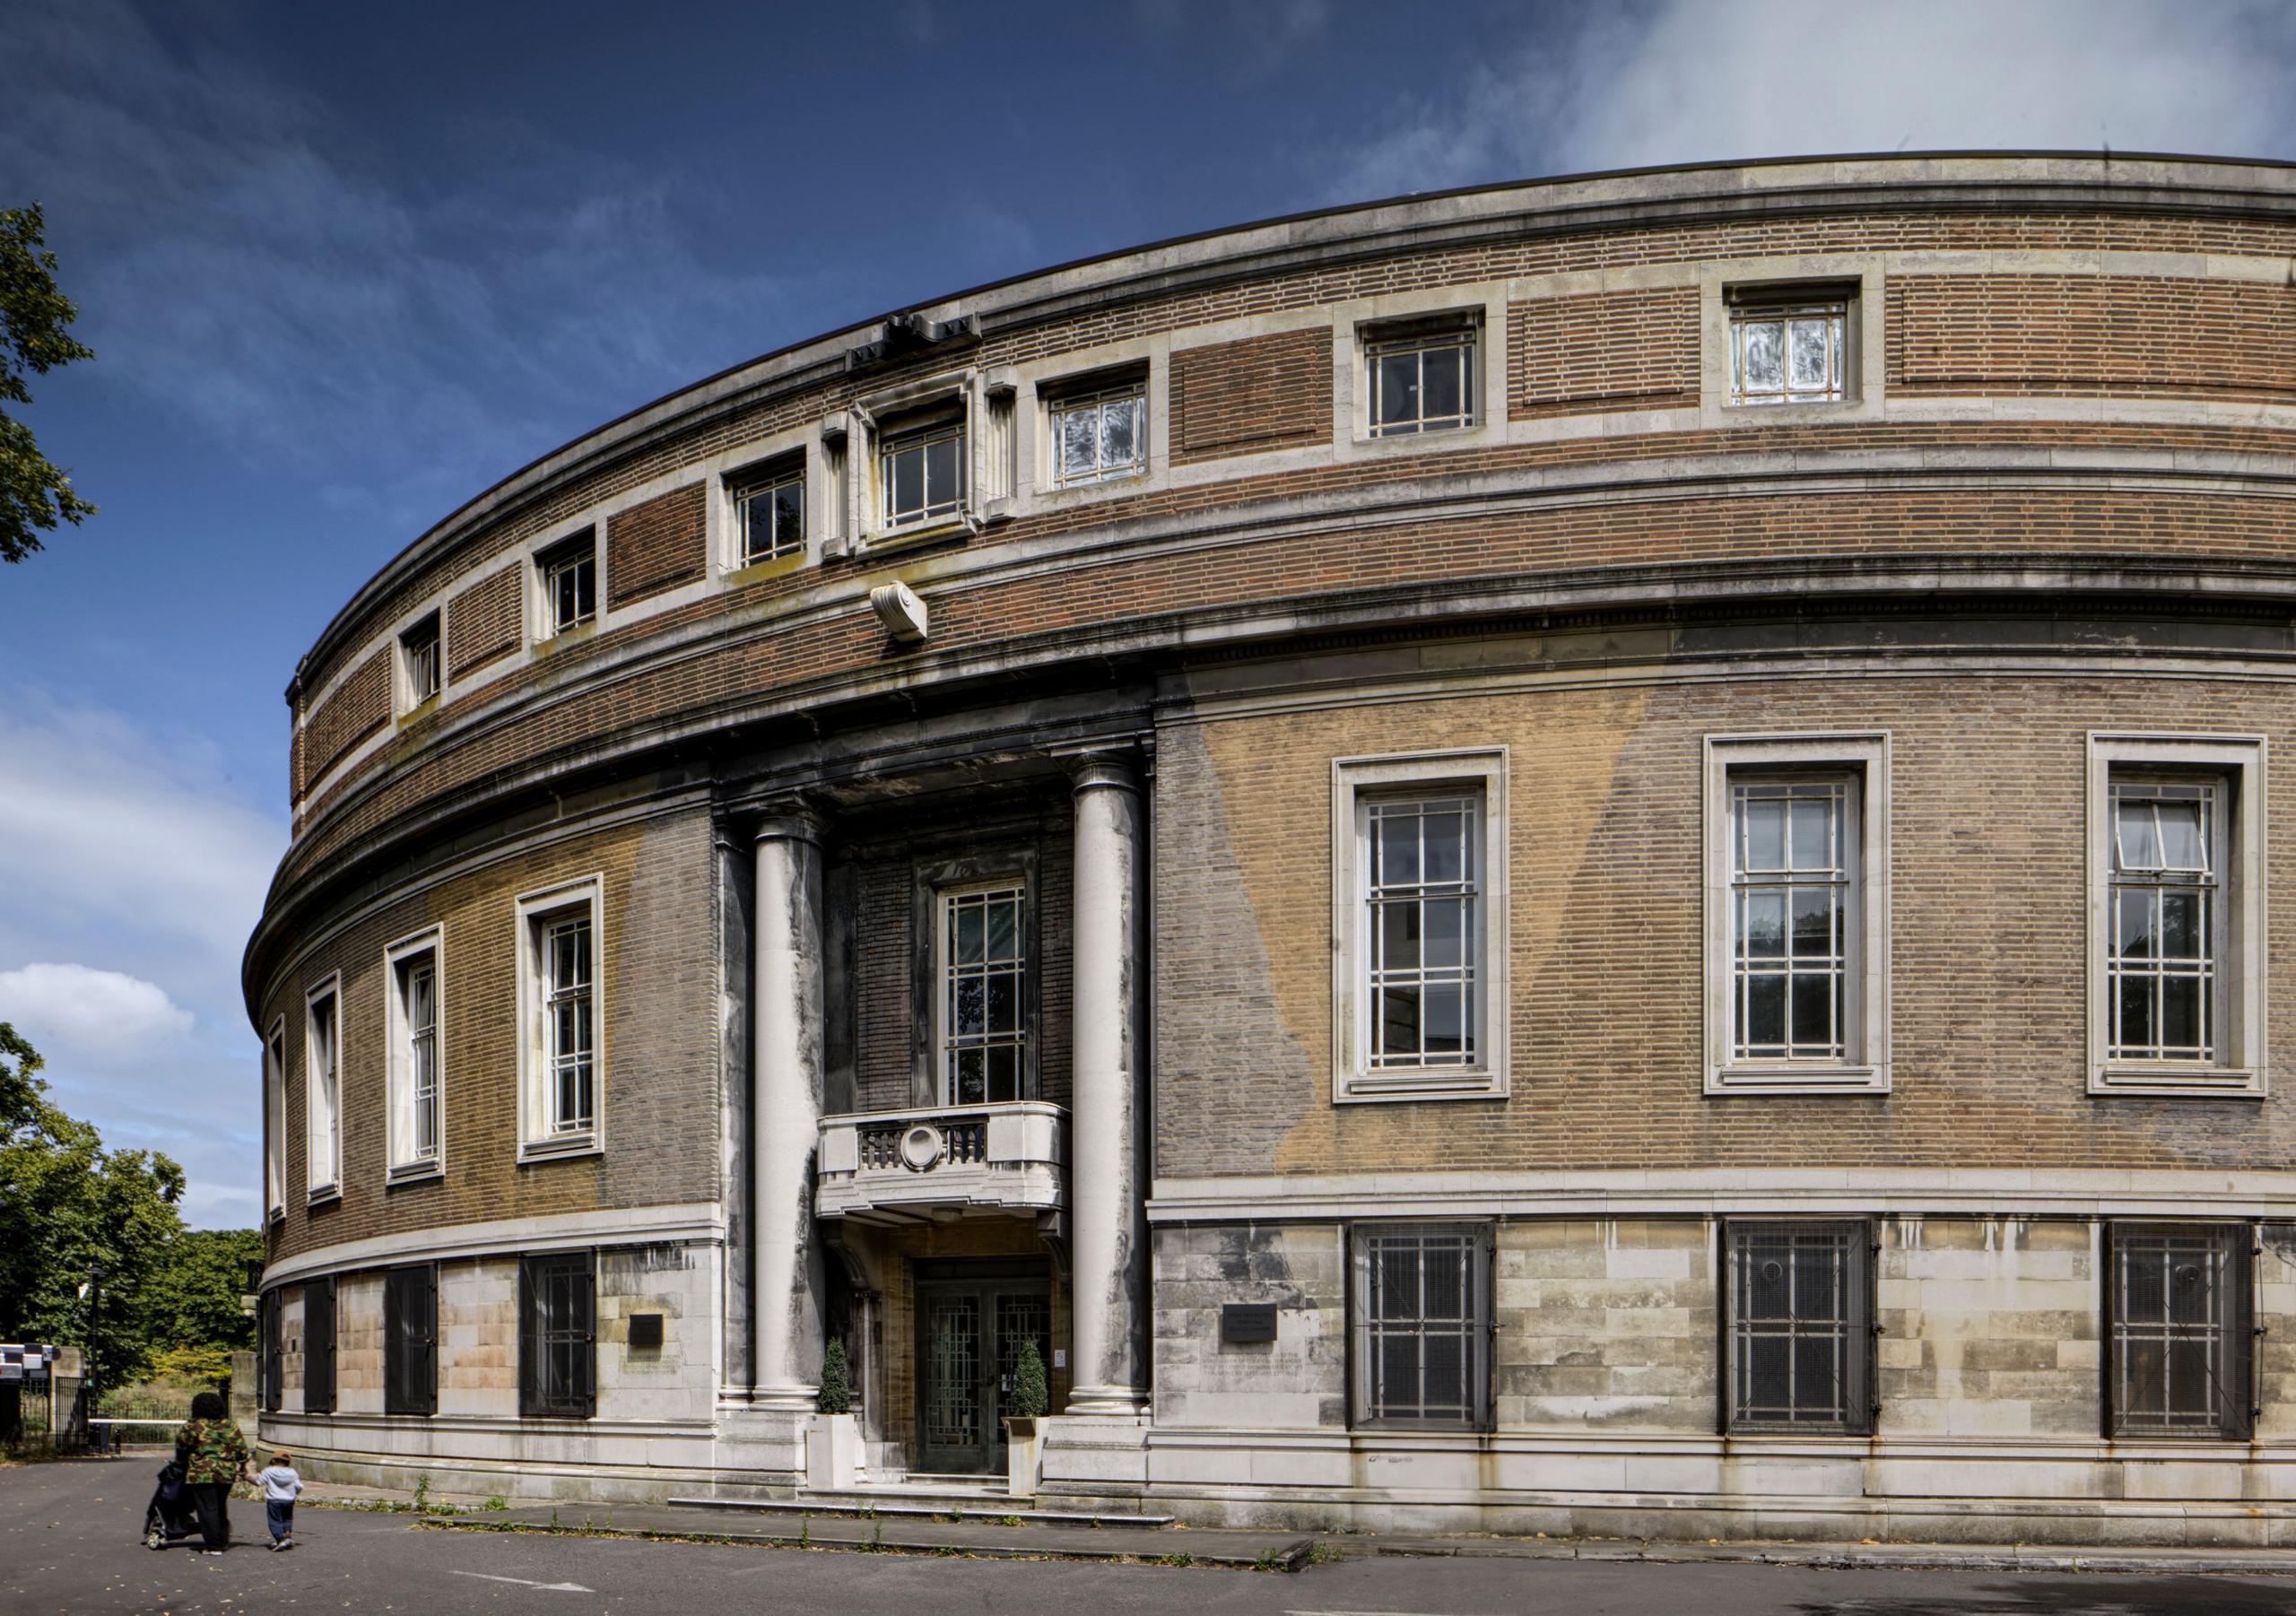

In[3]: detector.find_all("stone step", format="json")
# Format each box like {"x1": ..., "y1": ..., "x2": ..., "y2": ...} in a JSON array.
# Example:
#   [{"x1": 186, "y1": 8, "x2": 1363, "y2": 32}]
[{"x1": 665, "y1": 1492, "x2": 1175, "y2": 1528}]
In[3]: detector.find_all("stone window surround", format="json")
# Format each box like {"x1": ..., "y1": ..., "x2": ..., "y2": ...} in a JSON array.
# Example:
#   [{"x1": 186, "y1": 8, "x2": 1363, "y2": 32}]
[
  {"x1": 384, "y1": 925, "x2": 447, "y2": 1186},
  {"x1": 1332, "y1": 285, "x2": 1509, "y2": 461},
  {"x1": 303, "y1": 972, "x2": 344, "y2": 1205},
  {"x1": 530, "y1": 526, "x2": 600, "y2": 647},
  {"x1": 1697, "y1": 255, "x2": 1888, "y2": 428},
  {"x1": 1330, "y1": 747, "x2": 1510, "y2": 1105},
  {"x1": 2086, "y1": 732, "x2": 2268, "y2": 1099},
  {"x1": 720, "y1": 447, "x2": 810, "y2": 583},
  {"x1": 908, "y1": 849, "x2": 1044, "y2": 1109},
  {"x1": 514, "y1": 873, "x2": 606, "y2": 1163},
  {"x1": 265, "y1": 1014, "x2": 287, "y2": 1221},
  {"x1": 837, "y1": 368, "x2": 991, "y2": 555},
  {"x1": 1702, "y1": 732, "x2": 1892, "y2": 1096},
  {"x1": 395, "y1": 610, "x2": 442, "y2": 721},
  {"x1": 1037, "y1": 361, "x2": 1152, "y2": 492},
  {"x1": 1346, "y1": 1219, "x2": 1494, "y2": 1431}
]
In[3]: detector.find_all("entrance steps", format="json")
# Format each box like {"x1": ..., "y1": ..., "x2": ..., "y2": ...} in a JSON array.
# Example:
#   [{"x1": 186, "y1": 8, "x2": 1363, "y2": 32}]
[{"x1": 665, "y1": 1482, "x2": 1174, "y2": 1529}]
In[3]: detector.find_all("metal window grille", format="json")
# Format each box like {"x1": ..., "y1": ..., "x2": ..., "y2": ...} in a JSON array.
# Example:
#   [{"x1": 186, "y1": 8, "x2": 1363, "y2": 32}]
[
  {"x1": 943, "y1": 884, "x2": 1027, "y2": 1105},
  {"x1": 1049, "y1": 383, "x2": 1145, "y2": 486},
  {"x1": 543, "y1": 541, "x2": 596, "y2": 633},
  {"x1": 1725, "y1": 1220, "x2": 1872, "y2": 1432},
  {"x1": 2108, "y1": 1223, "x2": 2251, "y2": 1438},
  {"x1": 303, "y1": 1275, "x2": 336, "y2": 1416},
  {"x1": 405, "y1": 957, "x2": 439, "y2": 1161},
  {"x1": 1731, "y1": 302, "x2": 1848, "y2": 404},
  {"x1": 403, "y1": 619, "x2": 440, "y2": 702},
  {"x1": 738, "y1": 463, "x2": 806, "y2": 565},
  {"x1": 1352, "y1": 1224, "x2": 1491, "y2": 1426},
  {"x1": 1365, "y1": 795, "x2": 1480, "y2": 1069},
  {"x1": 880, "y1": 420, "x2": 966, "y2": 528},
  {"x1": 519, "y1": 1253, "x2": 596, "y2": 1419},
  {"x1": 1367, "y1": 327, "x2": 1475, "y2": 437},
  {"x1": 2108, "y1": 778, "x2": 2222, "y2": 1063},
  {"x1": 544, "y1": 916, "x2": 594, "y2": 1134},
  {"x1": 1730, "y1": 778, "x2": 1855, "y2": 1062},
  {"x1": 382, "y1": 1264, "x2": 437, "y2": 1416},
  {"x1": 308, "y1": 995, "x2": 339, "y2": 1189}
]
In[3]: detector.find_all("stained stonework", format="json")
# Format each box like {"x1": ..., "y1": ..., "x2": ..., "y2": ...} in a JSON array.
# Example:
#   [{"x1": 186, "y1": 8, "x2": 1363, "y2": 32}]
[
  {"x1": 1495, "y1": 1219, "x2": 1717, "y2": 1432},
  {"x1": 1152, "y1": 1224, "x2": 1344, "y2": 1430}
]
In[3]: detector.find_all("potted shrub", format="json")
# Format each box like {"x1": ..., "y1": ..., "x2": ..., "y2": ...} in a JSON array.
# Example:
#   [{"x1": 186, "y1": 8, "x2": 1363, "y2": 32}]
[
  {"x1": 1004, "y1": 1338, "x2": 1048, "y2": 1498},
  {"x1": 805, "y1": 1339, "x2": 862, "y2": 1490}
]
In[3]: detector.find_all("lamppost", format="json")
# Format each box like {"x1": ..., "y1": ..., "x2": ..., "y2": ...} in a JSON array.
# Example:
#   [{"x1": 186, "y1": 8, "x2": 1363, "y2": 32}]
[{"x1": 84, "y1": 1261, "x2": 103, "y2": 1453}]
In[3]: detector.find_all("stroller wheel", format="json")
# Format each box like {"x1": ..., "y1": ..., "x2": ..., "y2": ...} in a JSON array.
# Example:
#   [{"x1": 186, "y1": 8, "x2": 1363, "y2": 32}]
[{"x1": 145, "y1": 1531, "x2": 164, "y2": 1550}]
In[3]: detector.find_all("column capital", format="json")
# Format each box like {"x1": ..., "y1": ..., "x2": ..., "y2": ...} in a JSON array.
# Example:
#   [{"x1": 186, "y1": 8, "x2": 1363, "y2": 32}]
[
  {"x1": 1065, "y1": 753, "x2": 1140, "y2": 796},
  {"x1": 752, "y1": 801, "x2": 828, "y2": 847}
]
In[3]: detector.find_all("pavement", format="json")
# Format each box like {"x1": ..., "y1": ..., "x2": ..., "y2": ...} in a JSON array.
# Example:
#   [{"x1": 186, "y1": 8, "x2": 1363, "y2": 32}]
[{"x1": 7, "y1": 1448, "x2": 2296, "y2": 1615}]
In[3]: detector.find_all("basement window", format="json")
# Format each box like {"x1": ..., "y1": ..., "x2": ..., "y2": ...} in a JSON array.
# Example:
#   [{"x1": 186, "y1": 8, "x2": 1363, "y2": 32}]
[
  {"x1": 1723, "y1": 1219, "x2": 1874, "y2": 1434},
  {"x1": 1350, "y1": 1223, "x2": 1492, "y2": 1428}
]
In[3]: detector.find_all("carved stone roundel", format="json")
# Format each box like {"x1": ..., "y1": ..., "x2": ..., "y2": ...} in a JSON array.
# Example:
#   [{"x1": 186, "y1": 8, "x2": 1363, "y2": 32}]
[{"x1": 899, "y1": 1124, "x2": 946, "y2": 1172}]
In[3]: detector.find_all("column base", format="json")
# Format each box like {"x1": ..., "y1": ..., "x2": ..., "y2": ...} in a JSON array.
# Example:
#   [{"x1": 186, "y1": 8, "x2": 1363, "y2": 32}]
[
  {"x1": 1062, "y1": 1385, "x2": 1151, "y2": 1418},
  {"x1": 750, "y1": 1382, "x2": 821, "y2": 1412}
]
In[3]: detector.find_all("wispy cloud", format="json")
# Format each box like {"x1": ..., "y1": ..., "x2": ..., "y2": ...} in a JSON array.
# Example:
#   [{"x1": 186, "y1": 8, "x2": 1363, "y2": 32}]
[
  {"x1": 0, "y1": 963, "x2": 195, "y2": 1065},
  {"x1": 1332, "y1": 0, "x2": 2296, "y2": 204},
  {"x1": 0, "y1": 0, "x2": 815, "y2": 542}
]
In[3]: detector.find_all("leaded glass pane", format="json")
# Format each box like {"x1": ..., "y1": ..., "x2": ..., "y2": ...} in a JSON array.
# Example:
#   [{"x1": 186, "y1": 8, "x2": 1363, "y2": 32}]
[{"x1": 1733, "y1": 302, "x2": 1848, "y2": 404}]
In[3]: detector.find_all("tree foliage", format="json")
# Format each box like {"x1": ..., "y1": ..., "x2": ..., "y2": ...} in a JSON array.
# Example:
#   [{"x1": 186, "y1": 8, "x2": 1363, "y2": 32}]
[
  {"x1": 0, "y1": 1021, "x2": 216, "y2": 1388},
  {"x1": 1008, "y1": 1337, "x2": 1048, "y2": 1421},
  {"x1": 0, "y1": 203, "x2": 96, "y2": 564},
  {"x1": 817, "y1": 1337, "x2": 851, "y2": 1414}
]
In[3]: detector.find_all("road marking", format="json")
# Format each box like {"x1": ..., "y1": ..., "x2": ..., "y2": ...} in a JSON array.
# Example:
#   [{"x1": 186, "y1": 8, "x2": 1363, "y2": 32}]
[
  {"x1": 1286, "y1": 1610, "x2": 1477, "y2": 1615},
  {"x1": 447, "y1": 1569, "x2": 596, "y2": 1593}
]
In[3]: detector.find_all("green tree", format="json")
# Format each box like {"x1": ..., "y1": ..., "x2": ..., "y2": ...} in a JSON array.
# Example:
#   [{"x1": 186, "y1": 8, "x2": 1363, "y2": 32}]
[
  {"x1": 1, "y1": 203, "x2": 96, "y2": 563},
  {"x1": 817, "y1": 1337, "x2": 851, "y2": 1414},
  {"x1": 147, "y1": 1227, "x2": 263, "y2": 1354},
  {"x1": 0, "y1": 1023, "x2": 186, "y2": 1388},
  {"x1": 1008, "y1": 1337, "x2": 1048, "y2": 1421}
]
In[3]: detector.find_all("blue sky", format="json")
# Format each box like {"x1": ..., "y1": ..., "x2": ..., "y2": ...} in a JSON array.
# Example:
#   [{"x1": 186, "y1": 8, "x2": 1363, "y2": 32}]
[{"x1": 2, "y1": 0, "x2": 2292, "y2": 1227}]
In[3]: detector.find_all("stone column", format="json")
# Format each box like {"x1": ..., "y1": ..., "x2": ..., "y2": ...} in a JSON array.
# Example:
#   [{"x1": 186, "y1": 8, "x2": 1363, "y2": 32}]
[
  {"x1": 752, "y1": 811, "x2": 827, "y2": 1411},
  {"x1": 1065, "y1": 758, "x2": 1149, "y2": 1415}
]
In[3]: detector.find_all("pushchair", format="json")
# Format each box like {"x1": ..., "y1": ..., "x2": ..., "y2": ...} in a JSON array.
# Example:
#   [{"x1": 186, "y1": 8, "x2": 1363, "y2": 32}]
[{"x1": 143, "y1": 1459, "x2": 201, "y2": 1550}]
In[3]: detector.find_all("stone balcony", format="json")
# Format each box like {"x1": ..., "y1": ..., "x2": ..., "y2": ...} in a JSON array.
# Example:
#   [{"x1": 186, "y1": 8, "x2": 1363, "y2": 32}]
[{"x1": 815, "y1": 1102, "x2": 1066, "y2": 1225}]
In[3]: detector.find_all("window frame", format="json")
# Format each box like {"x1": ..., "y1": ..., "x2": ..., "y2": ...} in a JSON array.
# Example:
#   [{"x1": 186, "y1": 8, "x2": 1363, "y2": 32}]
[
  {"x1": 534, "y1": 529, "x2": 598, "y2": 640},
  {"x1": 515, "y1": 876, "x2": 605, "y2": 1160},
  {"x1": 1703, "y1": 734, "x2": 1892, "y2": 1095},
  {"x1": 382, "y1": 1263, "x2": 438, "y2": 1418},
  {"x1": 1719, "y1": 1217, "x2": 1876, "y2": 1436},
  {"x1": 934, "y1": 877, "x2": 1032, "y2": 1107},
  {"x1": 876, "y1": 408, "x2": 969, "y2": 534},
  {"x1": 1723, "y1": 279, "x2": 1858, "y2": 408},
  {"x1": 302, "y1": 975, "x2": 343, "y2": 1203},
  {"x1": 731, "y1": 451, "x2": 808, "y2": 571},
  {"x1": 1330, "y1": 749, "x2": 1509, "y2": 1104},
  {"x1": 397, "y1": 611, "x2": 442, "y2": 713},
  {"x1": 2087, "y1": 734, "x2": 2267, "y2": 1097},
  {"x1": 385, "y1": 927, "x2": 445, "y2": 1182},
  {"x1": 2104, "y1": 1221, "x2": 2254, "y2": 1441},
  {"x1": 264, "y1": 1017, "x2": 286, "y2": 1221},
  {"x1": 519, "y1": 1250, "x2": 598, "y2": 1420},
  {"x1": 1361, "y1": 314, "x2": 1481, "y2": 439},
  {"x1": 1348, "y1": 1221, "x2": 1493, "y2": 1430},
  {"x1": 1043, "y1": 370, "x2": 1149, "y2": 489}
]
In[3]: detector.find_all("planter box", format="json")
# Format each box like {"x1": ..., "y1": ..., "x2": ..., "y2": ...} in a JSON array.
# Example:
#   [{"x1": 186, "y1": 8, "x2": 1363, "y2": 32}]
[
  {"x1": 1004, "y1": 1416, "x2": 1041, "y2": 1498},
  {"x1": 806, "y1": 1412, "x2": 862, "y2": 1490}
]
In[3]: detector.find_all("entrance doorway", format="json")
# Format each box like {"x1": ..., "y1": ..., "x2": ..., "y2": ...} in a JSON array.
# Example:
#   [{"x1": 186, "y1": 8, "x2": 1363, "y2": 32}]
[{"x1": 913, "y1": 1259, "x2": 1050, "y2": 1474}]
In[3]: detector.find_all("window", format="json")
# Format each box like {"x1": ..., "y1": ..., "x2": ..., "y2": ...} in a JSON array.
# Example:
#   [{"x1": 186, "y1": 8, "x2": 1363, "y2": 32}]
[
  {"x1": 1048, "y1": 378, "x2": 1145, "y2": 486},
  {"x1": 517, "y1": 879, "x2": 604, "y2": 1156},
  {"x1": 879, "y1": 414, "x2": 965, "y2": 530},
  {"x1": 2108, "y1": 1223, "x2": 2251, "y2": 1439},
  {"x1": 302, "y1": 1276, "x2": 336, "y2": 1416},
  {"x1": 400, "y1": 613, "x2": 441, "y2": 708},
  {"x1": 304, "y1": 981, "x2": 341, "y2": 1198},
  {"x1": 1365, "y1": 320, "x2": 1476, "y2": 437},
  {"x1": 2087, "y1": 735, "x2": 2266, "y2": 1095},
  {"x1": 941, "y1": 882, "x2": 1028, "y2": 1105},
  {"x1": 1351, "y1": 1224, "x2": 1491, "y2": 1427},
  {"x1": 537, "y1": 531, "x2": 596, "y2": 636},
  {"x1": 1332, "y1": 751, "x2": 1509, "y2": 1102},
  {"x1": 519, "y1": 1253, "x2": 596, "y2": 1419},
  {"x1": 735, "y1": 456, "x2": 806, "y2": 566},
  {"x1": 1727, "y1": 283, "x2": 1852, "y2": 406},
  {"x1": 1724, "y1": 1220, "x2": 1873, "y2": 1433},
  {"x1": 387, "y1": 933, "x2": 443, "y2": 1177},
  {"x1": 383, "y1": 1264, "x2": 437, "y2": 1417},
  {"x1": 1704, "y1": 734, "x2": 1890, "y2": 1093},
  {"x1": 260, "y1": 1290, "x2": 282, "y2": 1413},
  {"x1": 264, "y1": 1021, "x2": 285, "y2": 1218}
]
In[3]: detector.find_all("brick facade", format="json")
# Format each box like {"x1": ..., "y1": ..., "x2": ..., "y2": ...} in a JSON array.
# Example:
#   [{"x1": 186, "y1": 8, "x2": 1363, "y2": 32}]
[
  {"x1": 1508, "y1": 288, "x2": 1700, "y2": 417},
  {"x1": 1170, "y1": 326, "x2": 1333, "y2": 464},
  {"x1": 605, "y1": 481, "x2": 708, "y2": 609},
  {"x1": 303, "y1": 649, "x2": 387, "y2": 780},
  {"x1": 446, "y1": 565, "x2": 520, "y2": 681}
]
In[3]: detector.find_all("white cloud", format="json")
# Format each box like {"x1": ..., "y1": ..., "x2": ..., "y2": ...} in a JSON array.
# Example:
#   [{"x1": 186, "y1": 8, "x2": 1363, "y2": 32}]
[
  {"x1": 0, "y1": 963, "x2": 195, "y2": 1066},
  {"x1": 1334, "y1": 0, "x2": 2296, "y2": 204}
]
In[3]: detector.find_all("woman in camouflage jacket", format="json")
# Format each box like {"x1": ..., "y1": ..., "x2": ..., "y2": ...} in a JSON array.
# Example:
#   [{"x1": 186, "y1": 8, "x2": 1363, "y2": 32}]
[{"x1": 173, "y1": 1390, "x2": 249, "y2": 1551}]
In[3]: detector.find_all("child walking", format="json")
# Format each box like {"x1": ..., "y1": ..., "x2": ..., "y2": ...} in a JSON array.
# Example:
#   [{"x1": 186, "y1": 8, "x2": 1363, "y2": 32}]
[{"x1": 256, "y1": 1450, "x2": 303, "y2": 1551}]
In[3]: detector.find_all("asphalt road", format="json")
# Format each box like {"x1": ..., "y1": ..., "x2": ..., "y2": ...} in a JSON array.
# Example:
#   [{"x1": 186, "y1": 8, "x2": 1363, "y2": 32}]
[{"x1": 6, "y1": 1453, "x2": 2295, "y2": 1616}]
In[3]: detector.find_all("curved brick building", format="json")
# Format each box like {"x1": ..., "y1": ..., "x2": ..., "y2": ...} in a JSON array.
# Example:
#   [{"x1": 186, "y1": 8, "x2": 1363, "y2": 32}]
[{"x1": 247, "y1": 152, "x2": 2296, "y2": 1544}]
